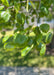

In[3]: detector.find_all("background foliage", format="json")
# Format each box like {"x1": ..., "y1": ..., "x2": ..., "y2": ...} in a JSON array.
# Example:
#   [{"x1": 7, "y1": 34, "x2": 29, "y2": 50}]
[{"x1": 0, "y1": 0, "x2": 54, "y2": 56}]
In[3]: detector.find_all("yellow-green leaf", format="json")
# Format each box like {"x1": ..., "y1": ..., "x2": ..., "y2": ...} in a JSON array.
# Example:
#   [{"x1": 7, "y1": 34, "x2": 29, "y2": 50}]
[
  {"x1": 0, "y1": 6, "x2": 4, "y2": 10},
  {"x1": 21, "y1": 46, "x2": 32, "y2": 56},
  {"x1": 26, "y1": 0, "x2": 29, "y2": 12},
  {"x1": 40, "y1": 44, "x2": 46, "y2": 56},
  {"x1": 1, "y1": 0, "x2": 9, "y2": 7},
  {"x1": 30, "y1": 1, "x2": 35, "y2": 9},
  {"x1": 4, "y1": 42, "x2": 16, "y2": 50}
]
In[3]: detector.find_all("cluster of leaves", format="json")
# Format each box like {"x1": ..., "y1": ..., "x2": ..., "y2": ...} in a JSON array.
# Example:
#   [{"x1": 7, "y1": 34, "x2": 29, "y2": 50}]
[{"x1": 0, "y1": 0, "x2": 53, "y2": 56}]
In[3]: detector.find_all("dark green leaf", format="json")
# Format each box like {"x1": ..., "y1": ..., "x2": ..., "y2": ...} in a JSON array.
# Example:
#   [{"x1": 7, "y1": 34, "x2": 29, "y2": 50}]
[
  {"x1": 4, "y1": 42, "x2": 16, "y2": 50},
  {"x1": 40, "y1": 24, "x2": 50, "y2": 33},
  {"x1": 14, "y1": 33, "x2": 28, "y2": 45},
  {"x1": 33, "y1": 26, "x2": 41, "y2": 35},
  {"x1": 1, "y1": 31, "x2": 6, "y2": 35},
  {"x1": 46, "y1": 32, "x2": 53, "y2": 44}
]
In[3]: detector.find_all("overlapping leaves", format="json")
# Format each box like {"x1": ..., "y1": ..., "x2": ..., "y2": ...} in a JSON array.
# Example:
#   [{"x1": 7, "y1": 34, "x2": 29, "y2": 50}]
[
  {"x1": 0, "y1": 0, "x2": 53, "y2": 56},
  {"x1": 0, "y1": 10, "x2": 11, "y2": 23}
]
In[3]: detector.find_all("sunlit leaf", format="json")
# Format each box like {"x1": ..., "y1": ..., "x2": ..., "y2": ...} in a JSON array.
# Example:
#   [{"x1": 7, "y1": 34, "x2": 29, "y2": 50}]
[
  {"x1": 40, "y1": 44, "x2": 46, "y2": 56},
  {"x1": 2, "y1": 35, "x2": 12, "y2": 43},
  {"x1": 0, "y1": 10, "x2": 11, "y2": 22},
  {"x1": 21, "y1": 46, "x2": 32, "y2": 56},
  {"x1": 0, "y1": 6, "x2": 4, "y2": 10},
  {"x1": 30, "y1": 1, "x2": 35, "y2": 9},
  {"x1": 1, "y1": 0, "x2": 9, "y2": 7},
  {"x1": 4, "y1": 42, "x2": 16, "y2": 50}
]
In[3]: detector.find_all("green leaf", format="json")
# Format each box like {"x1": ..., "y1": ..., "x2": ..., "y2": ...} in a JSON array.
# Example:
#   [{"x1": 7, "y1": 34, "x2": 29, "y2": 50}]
[
  {"x1": 40, "y1": 7, "x2": 49, "y2": 16},
  {"x1": 28, "y1": 37, "x2": 33, "y2": 46},
  {"x1": 4, "y1": 42, "x2": 15, "y2": 50},
  {"x1": 40, "y1": 24, "x2": 50, "y2": 33},
  {"x1": 0, "y1": 6, "x2": 4, "y2": 10},
  {"x1": 33, "y1": 26, "x2": 41, "y2": 35},
  {"x1": 30, "y1": 1, "x2": 35, "y2": 9},
  {"x1": 40, "y1": 44, "x2": 46, "y2": 56},
  {"x1": 0, "y1": 10, "x2": 11, "y2": 22},
  {"x1": 14, "y1": 33, "x2": 28, "y2": 45},
  {"x1": 1, "y1": 31, "x2": 6, "y2": 35},
  {"x1": 15, "y1": 23, "x2": 24, "y2": 32},
  {"x1": 0, "y1": 37, "x2": 4, "y2": 48},
  {"x1": 36, "y1": 42, "x2": 42, "y2": 51},
  {"x1": 36, "y1": 33, "x2": 43, "y2": 43},
  {"x1": 1, "y1": 0, "x2": 9, "y2": 7},
  {"x1": 17, "y1": 13, "x2": 25, "y2": 25},
  {"x1": 21, "y1": 46, "x2": 32, "y2": 56},
  {"x1": 46, "y1": 32, "x2": 53, "y2": 44},
  {"x1": 2, "y1": 35, "x2": 10, "y2": 43},
  {"x1": 14, "y1": 2, "x2": 21, "y2": 13},
  {"x1": 42, "y1": 35, "x2": 46, "y2": 43}
]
